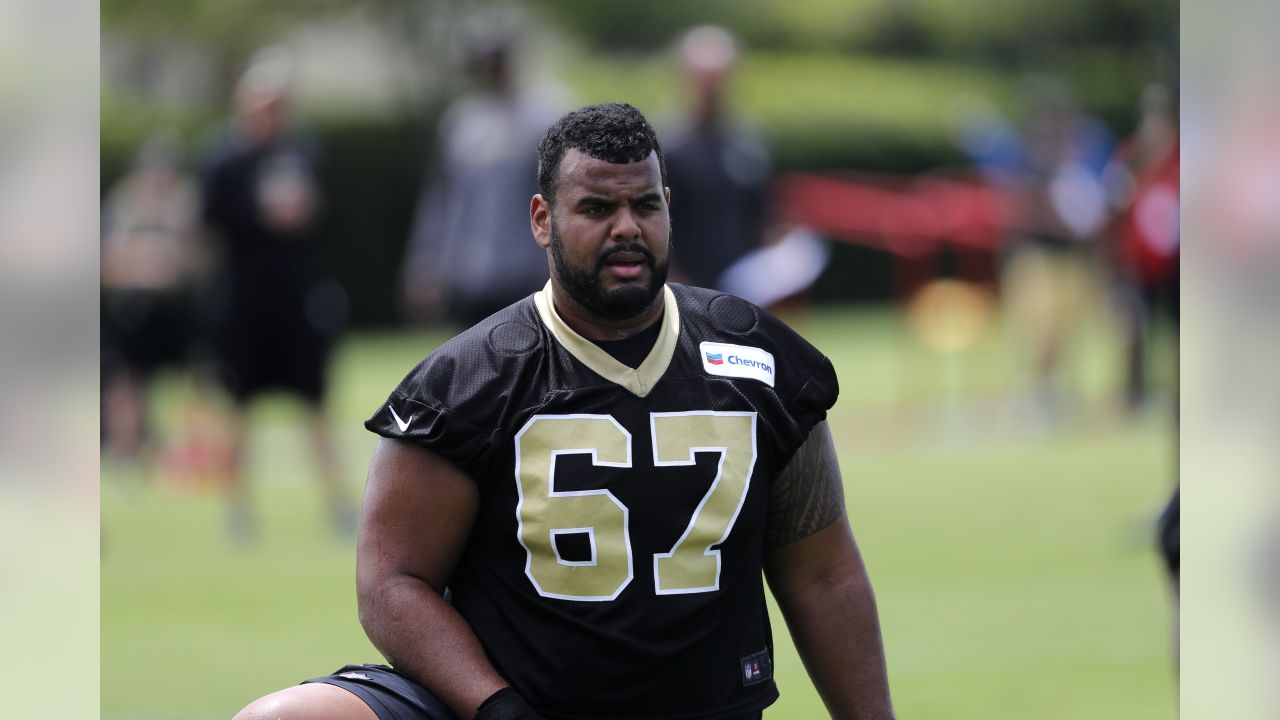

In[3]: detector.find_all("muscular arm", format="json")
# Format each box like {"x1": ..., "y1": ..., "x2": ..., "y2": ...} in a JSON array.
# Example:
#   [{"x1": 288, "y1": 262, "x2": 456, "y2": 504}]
[
  {"x1": 764, "y1": 421, "x2": 894, "y2": 719},
  {"x1": 356, "y1": 438, "x2": 508, "y2": 720}
]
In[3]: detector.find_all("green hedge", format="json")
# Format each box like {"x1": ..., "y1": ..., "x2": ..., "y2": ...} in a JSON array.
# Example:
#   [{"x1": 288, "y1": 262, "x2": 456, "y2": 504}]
[
  {"x1": 103, "y1": 114, "x2": 428, "y2": 329},
  {"x1": 103, "y1": 47, "x2": 1156, "y2": 324},
  {"x1": 564, "y1": 51, "x2": 1010, "y2": 172},
  {"x1": 310, "y1": 118, "x2": 427, "y2": 327}
]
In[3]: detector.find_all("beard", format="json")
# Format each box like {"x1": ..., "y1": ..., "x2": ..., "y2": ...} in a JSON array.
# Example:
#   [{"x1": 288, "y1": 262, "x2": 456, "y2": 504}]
[{"x1": 549, "y1": 220, "x2": 670, "y2": 322}]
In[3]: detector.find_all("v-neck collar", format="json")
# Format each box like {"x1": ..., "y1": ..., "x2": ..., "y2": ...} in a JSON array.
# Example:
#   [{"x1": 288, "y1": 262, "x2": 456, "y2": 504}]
[{"x1": 533, "y1": 281, "x2": 680, "y2": 398}]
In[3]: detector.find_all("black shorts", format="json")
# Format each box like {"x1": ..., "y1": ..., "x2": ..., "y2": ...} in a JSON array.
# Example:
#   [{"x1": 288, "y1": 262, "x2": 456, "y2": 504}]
[
  {"x1": 213, "y1": 307, "x2": 331, "y2": 404},
  {"x1": 102, "y1": 288, "x2": 193, "y2": 378},
  {"x1": 304, "y1": 664, "x2": 765, "y2": 720},
  {"x1": 304, "y1": 664, "x2": 458, "y2": 720}
]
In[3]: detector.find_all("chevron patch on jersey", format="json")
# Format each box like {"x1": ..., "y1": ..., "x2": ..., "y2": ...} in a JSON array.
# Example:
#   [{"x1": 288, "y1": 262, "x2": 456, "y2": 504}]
[{"x1": 699, "y1": 342, "x2": 775, "y2": 387}]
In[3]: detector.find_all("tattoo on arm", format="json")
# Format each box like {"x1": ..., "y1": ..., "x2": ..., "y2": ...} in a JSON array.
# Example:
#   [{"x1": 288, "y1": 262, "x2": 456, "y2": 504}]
[{"x1": 765, "y1": 421, "x2": 846, "y2": 551}]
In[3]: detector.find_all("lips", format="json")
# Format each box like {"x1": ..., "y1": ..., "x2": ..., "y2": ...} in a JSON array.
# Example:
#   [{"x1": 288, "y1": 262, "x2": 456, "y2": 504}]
[
  {"x1": 597, "y1": 246, "x2": 654, "y2": 281},
  {"x1": 604, "y1": 258, "x2": 646, "y2": 279}
]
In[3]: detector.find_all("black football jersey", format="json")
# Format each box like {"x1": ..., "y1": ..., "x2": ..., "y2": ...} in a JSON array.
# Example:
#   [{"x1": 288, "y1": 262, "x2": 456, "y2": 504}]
[{"x1": 366, "y1": 283, "x2": 838, "y2": 720}]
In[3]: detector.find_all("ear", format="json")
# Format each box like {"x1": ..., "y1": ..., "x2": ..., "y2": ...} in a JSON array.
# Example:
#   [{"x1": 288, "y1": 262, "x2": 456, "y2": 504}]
[
  {"x1": 664, "y1": 186, "x2": 671, "y2": 208},
  {"x1": 531, "y1": 194, "x2": 552, "y2": 249}
]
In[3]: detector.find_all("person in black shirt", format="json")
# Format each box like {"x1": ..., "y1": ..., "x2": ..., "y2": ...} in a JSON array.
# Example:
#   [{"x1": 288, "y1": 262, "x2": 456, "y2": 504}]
[
  {"x1": 663, "y1": 26, "x2": 771, "y2": 293},
  {"x1": 200, "y1": 50, "x2": 354, "y2": 540},
  {"x1": 235, "y1": 103, "x2": 892, "y2": 720}
]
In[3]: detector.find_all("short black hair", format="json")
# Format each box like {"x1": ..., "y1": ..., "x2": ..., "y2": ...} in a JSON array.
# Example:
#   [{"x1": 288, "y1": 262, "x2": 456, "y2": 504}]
[{"x1": 536, "y1": 102, "x2": 667, "y2": 205}]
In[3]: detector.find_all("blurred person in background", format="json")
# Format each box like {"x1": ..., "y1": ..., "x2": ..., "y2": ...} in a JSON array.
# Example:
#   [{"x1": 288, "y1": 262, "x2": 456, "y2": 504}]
[
  {"x1": 200, "y1": 48, "x2": 353, "y2": 541},
  {"x1": 1156, "y1": 486, "x2": 1179, "y2": 666},
  {"x1": 398, "y1": 23, "x2": 558, "y2": 327},
  {"x1": 1101, "y1": 83, "x2": 1179, "y2": 413},
  {"x1": 997, "y1": 78, "x2": 1113, "y2": 425},
  {"x1": 101, "y1": 132, "x2": 202, "y2": 464},
  {"x1": 663, "y1": 25, "x2": 772, "y2": 295}
]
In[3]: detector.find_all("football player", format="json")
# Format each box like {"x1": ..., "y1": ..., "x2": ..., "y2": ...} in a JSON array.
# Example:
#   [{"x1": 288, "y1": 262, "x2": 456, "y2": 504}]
[{"x1": 235, "y1": 103, "x2": 893, "y2": 720}]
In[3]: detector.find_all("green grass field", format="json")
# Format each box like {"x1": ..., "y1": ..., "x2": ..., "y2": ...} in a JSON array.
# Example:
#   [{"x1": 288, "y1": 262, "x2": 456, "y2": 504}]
[{"x1": 102, "y1": 303, "x2": 1177, "y2": 719}]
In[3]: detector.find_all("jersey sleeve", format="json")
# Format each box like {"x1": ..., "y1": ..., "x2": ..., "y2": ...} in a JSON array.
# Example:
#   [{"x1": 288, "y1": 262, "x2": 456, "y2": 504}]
[
  {"x1": 365, "y1": 322, "x2": 528, "y2": 478},
  {"x1": 760, "y1": 312, "x2": 840, "y2": 460},
  {"x1": 785, "y1": 352, "x2": 839, "y2": 438},
  {"x1": 365, "y1": 359, "x2": 488, "y2": 478}
]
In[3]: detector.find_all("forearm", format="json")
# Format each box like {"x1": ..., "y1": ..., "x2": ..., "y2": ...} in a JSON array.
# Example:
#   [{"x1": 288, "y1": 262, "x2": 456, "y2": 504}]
[
  {"x1": 775, "y1": 565, "x2": 893, "y2": 719},
  {"x1": 361, "y1": 573, "x2": 507, "y2": 720}
]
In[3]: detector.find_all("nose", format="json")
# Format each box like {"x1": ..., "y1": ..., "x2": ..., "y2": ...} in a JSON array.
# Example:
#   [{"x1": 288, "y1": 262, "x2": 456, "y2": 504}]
[{"x1": 610, "y1": 207, "x2": 642, "y2": 243}]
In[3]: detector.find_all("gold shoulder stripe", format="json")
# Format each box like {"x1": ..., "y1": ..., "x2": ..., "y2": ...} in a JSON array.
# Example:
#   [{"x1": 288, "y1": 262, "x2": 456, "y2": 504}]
[{"x1": 533, "y1": 281, "x2": 679, "y2": 398}]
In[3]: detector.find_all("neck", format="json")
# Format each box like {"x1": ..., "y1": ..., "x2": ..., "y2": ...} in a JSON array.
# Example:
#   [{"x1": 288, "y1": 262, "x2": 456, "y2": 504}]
[{"x1": 549, "y1": 283, "x2": 665, "y2": 341}]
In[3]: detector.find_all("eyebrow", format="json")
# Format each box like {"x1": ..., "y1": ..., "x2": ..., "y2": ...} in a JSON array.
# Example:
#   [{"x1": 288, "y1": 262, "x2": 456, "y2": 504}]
[
  {"x1": 630, "y1": 192, "x2": 664, "y2": 205},
  {"x1": 574, "y1": 192, "x2": 664, "y2": 209}
]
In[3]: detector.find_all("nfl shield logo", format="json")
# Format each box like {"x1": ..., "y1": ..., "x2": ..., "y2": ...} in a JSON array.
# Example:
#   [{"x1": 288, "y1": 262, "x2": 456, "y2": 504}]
[{"x1": 740, "y1": 649, "x2": 770, "y2": 686}]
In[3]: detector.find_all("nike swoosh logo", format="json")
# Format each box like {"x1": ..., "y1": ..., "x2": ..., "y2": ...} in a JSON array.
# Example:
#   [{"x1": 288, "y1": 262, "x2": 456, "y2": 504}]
[{"x1": 388, "y1": 405, "x2": 413, "y2": 433}]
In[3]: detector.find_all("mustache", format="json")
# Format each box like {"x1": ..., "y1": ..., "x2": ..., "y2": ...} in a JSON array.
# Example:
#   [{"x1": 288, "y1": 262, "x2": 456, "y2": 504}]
[{"x1": 595, "y1": 243, "x2": 657, "y2": 274}]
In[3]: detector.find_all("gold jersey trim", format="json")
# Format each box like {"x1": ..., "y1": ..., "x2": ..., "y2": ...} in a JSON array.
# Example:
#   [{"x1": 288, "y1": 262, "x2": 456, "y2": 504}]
[{"x1": 533, "y1": 281, "x2": 680, "y2": 398}]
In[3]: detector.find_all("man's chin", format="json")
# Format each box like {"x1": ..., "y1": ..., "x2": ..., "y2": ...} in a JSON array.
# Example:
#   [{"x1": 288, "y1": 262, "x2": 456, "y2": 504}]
[
  {"x1": 598, "y1": 276, "x2": 649, "y2": 294},
  {"x1": 581, "y1": 281, "x2": 660, "y2": 321},
  {"x1": 598, "y1": 286, "x2": 652, "y2": 309}
]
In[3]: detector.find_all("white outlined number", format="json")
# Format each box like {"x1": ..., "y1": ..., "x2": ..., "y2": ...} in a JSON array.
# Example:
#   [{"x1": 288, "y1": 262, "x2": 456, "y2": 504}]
[{"x1": 514, "y1": 412, "x2": 757, "y2": 601}]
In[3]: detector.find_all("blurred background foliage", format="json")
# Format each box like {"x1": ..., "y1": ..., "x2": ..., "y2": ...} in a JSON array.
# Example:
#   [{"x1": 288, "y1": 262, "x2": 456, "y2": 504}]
[{"x1": 102, "y1": 0, "x2": 1175, "y2": 326}]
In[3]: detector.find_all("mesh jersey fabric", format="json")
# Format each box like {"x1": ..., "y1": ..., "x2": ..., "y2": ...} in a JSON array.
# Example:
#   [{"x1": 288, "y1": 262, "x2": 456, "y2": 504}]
[{"x1": 365, "y1": 283, "x2": 838, "y2": 720}]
